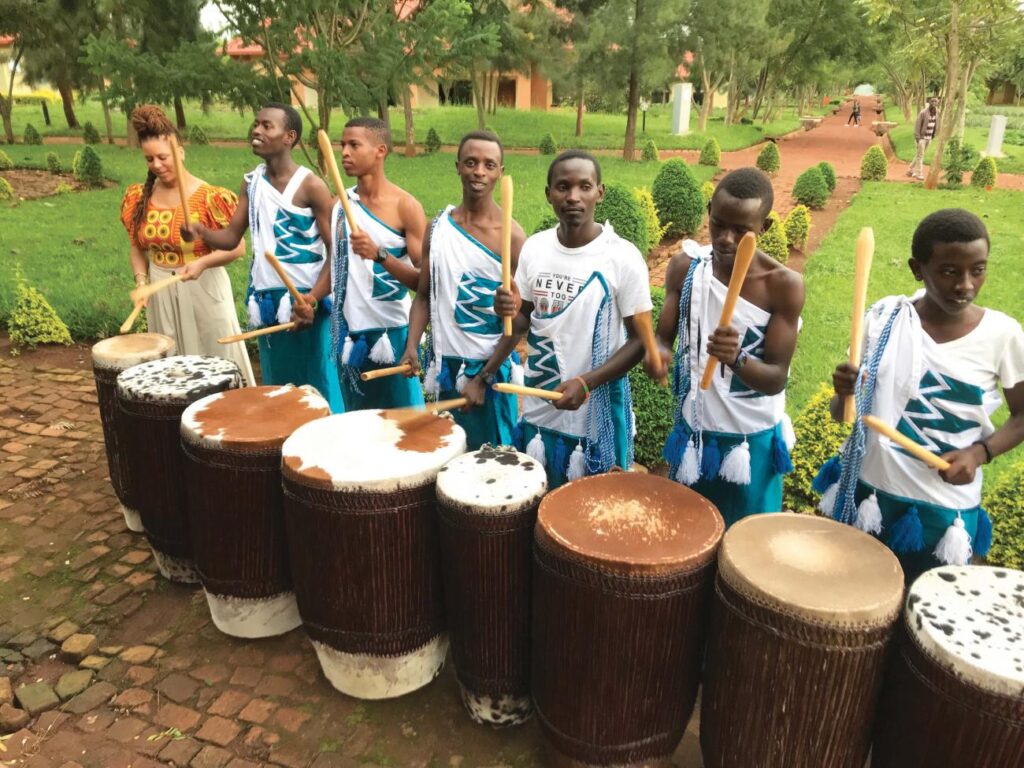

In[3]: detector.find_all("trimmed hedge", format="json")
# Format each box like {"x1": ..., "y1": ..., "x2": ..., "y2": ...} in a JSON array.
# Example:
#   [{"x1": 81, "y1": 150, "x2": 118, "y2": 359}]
[
  {"x1": 46, "y1": 152, "x2": 61, "y2": 174},
  {"x1": 24, "y1": 123, "x2": 42, "y2": 145},
  {"x1": 8, "y1": 269, "x2": 73, "y2": 348},
  {"x1": 640, "y1": 138, "x2": 659, "y2": 162},
  {"x1": 633, "y1": 187, "x2": 667, "y2": 246},
  {"x1": 595, "y1": 182, "x2": 650, "y2": 255},
  {"x1": 425, "y1": 127, "x2": 441, "y2": 153},
  {"x1": 984, "y1": 460, "x2": 1024, "y2": 569},
  {"x1": 860, "y1": 145, "x2": 887, "y2": 181},
  {"x1": 0, "y1": 177, "x2": 13, "y2": 202},
  {"x1": 539, "y1": 132, "x2": 557, "y2": 155},
  {"x1": 532, "y1": 213, "x2": 558, "y2": 235},
  {"x1": 83, "y1": 121, "x2": 101, "y2": 144},
  {"x1": 942, "y1": 137, "x2": 976, "y2": 188},
  {"x1": 0, "y1": 149, "x2": 12, "y2": 170},
  {"x1": 817, "y1": 161, "x2": 837, "y2": 192},
  {"x1": 971, "y1": 156, "x2": 997, "y2": 188},
  {"x1": 756, "y1": 141, "x2": 780, "y2": 174},
  {"x1": 74, "y1": 145, "x2": 104, "y2": 187},
  {"x1": 784, "y1": 204, "x2": 811, "y2": 250},
  {"x1": 792, "y1": 166, "x2": 830, "y2": 209},
  {"x1": 783, "y1": 383, "x2": 851, "y2": 513},
  {"x1": 629, "y1": 284, "x2": 675, "y2": 470},
  {"x1": 698, "y1": 137, "x2": 721, "y2": 166},
  {"x1": 758, "y1": 211, "x2": 789, "y2": 264},
  {"x1": 652, "y1": 158, "x2": 704, "y2": 238},
  {"x1": 188, "y1": 125, "x2": 209, "y2": 145}
]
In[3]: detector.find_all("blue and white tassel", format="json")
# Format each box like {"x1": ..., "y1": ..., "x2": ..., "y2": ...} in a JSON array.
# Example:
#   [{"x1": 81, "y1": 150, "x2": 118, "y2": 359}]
[{"x1": 720, "y1": 440, "x2": 751, "y2": 485}]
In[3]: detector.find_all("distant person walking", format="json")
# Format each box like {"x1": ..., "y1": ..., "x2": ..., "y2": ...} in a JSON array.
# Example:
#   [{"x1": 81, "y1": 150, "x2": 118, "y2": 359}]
[
  {"x1": 846, "y1": 100, "x2": 861, "y2": 127},
  {"x1": 909, "y1": 97, "x2": 940, "y2": 180}
]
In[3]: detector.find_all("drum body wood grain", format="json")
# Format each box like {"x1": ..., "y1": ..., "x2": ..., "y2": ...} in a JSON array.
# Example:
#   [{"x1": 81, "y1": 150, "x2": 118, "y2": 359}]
[
  {"x1": 532, "y1": 473, "x2": 723, "y2": 766},
  {"x1": 181, "y1": 385, "x2": 330, "y2": 638},
  {"x1": 700, "y1": 513, "x2": 904, "y2": 768},
  {"x1": 282, "y1": 409, "x2": 466, "y2": 699},
  {"x1": 437, "y1": 446, "x2": 547, "y2": 727},
  {"x1": 91, "y1": 333, "x2": 175, "y2": 532}
]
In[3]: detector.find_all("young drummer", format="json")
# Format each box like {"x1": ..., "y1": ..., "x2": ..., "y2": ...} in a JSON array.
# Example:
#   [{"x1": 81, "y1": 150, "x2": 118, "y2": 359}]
[
  {"x1": 399, "y1": 131, "x2": 526, "y2": 449},
  {"x1": 183, "y1": 102, "x2": 344, "y2": 412},
  {"x1": 488, "y1": 150, "x2": 651, "y2": 489},
  {"x1": 820, "y1": 208, "x2": 1024, "y2": 580},
  {"x1": 650, "y1": 168, "x2": 805, "y2": 527},
  {"x1": 306, "y1": 117, "x2": 427, "y2": 410}
]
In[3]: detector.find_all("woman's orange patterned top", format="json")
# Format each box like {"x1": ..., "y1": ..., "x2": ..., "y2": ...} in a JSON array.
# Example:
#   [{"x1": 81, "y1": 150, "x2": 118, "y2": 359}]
[{"x1": 120, "y1": 183, "x2": 238, "y2": 268}]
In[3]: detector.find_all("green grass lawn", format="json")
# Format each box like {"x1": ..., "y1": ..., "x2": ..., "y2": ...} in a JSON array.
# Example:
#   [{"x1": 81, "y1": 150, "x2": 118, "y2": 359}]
[
  {"x1": 791, "y1": 181, "x2": 1024, "y2": 481},
  {"x1": 6, "y1": 97, "x2": 827, "y2": 152},
  {"x1": 0, "y1": 143, "x2": 714, "y2": 339},
  {"x1": 889, "y1": 123, "x2": 1024, "y2": 176}
]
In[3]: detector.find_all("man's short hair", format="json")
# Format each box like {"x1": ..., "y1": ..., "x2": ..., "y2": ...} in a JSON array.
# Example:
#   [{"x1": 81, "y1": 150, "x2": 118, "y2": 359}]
[
  {"x1": 262, "y1": 102, "x2": 303, "y2": 145},
  {"x1": 546, "y1": 149, "x2": 602, "y2": 186},
  {"x1": 911, "y1": 208, "x2": 990, "y2": 262},
  {"x1": 712, "y1": 167, "x2": 774, "y2": 218},
  {"x1": 457, "y1": 130, "x2": 503, "y2": 162},
  {"x1": 345, "y1": 117, "x2": 392, "y2": 152}
]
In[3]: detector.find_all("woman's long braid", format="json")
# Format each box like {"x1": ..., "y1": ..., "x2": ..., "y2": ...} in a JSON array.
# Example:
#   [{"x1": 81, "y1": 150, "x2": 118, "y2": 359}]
[{"x1": 131, "y1": 170, "x2": 157, "y2": 242}]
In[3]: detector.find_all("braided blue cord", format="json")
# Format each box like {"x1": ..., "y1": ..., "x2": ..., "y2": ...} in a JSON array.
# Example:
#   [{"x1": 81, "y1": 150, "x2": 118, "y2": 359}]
[
  {"x1": 667, "y1": 257, "x2": 699, "y2": 476},
  {"x1": 329, "y1": 204, "x2": 362, "y2": 394},
  {"x1": 585, "y1": 292, "x2": 616, "y2": 474},
  {"x1": 831, "y1": 303, "x2": 901, "y2": 524},
  {"x1": 423, "y1": 211, "x2": 445, "y2": 396},
  {"x1": 244, "y1": 169, "x2": 262, "y2": 328}
]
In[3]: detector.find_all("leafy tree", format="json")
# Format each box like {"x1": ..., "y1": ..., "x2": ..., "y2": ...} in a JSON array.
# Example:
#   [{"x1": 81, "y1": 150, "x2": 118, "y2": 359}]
[{"x1": 0, "y1": 0, "x2": 47, "y2": 144}]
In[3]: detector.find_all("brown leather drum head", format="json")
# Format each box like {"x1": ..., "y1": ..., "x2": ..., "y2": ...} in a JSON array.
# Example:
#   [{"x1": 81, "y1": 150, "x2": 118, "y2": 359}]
[
  {"x1": 536, "y1": 473, "x2": 724, "y2": 574},
  {"x1": 719, "y1": 513, "x2": 904, "y2": 628}
]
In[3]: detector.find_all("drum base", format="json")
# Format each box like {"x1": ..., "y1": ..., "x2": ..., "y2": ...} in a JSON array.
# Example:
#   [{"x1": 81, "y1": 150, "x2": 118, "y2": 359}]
[
  {"x1": 121, "y1": 504, "x2": 144, "y2": 533},
  {"x1": 151, "y1": 549, "x2": 200, "y2": 585},
  {"x1": 312, "y1": 634, "x2": 448, "y2": 700},
  {"x1": 205, "y1": 591, "x2": 302, "y2": 639},
  {"x1": 460, "y1": 685, "x2": 532, "y2": 728},
  {"x1": 543, "y1": 742, "x2": 674, "y2": 768}
]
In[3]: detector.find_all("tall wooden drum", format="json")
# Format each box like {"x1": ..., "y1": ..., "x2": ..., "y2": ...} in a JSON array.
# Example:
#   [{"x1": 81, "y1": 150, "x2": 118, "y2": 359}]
[
  {"x1": 181, "y1": 385, "x2": 331, "y2": 638},
  {"x1": 532, "y1": 473, "x2": 723, "y2": 766},
  {"x1": 91, "y1": 333, "x2": 175, "y2": 532},
  {"x1": 116, "y1": 355, "x2": 244, "y2": 583},
  {"x1": 701, "y1": 513, "x2": 904, "y2": 768},
  {"x1": 436, "y1": 446, "x2": 547, "y2": 727},
  {"x1": 282, "y1": 409, "x2": 466, "y2": 699},
  {"x1": 873, "y1": 565, "x2": 1024, "y2": 768}
]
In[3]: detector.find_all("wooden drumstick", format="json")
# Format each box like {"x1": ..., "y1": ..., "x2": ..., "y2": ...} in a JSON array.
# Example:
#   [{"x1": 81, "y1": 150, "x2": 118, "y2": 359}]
[
  {"x1": 862, "y1": 415, "x2": 951, "y2": 471},
  {"x1": 317, "y1": 129, "x2": 360, "y2": 235},
  {"x1": 700, "y1": 231, "x2": 757, "y2": 390},
  {"x1": 493, "y1": 382, "x2": 564, "y2": 401},
  {"x1": 169, "y1": 134, "x2": 191, "y2": 226},
  {"x1": 360, "y1": 363, "x2": 412, "y2": 382},
  {"x1": 386, "y1": 398, "x2": 469, "y2": 430},
  {"x1": 119, "y1": 302, "x2": 144, "y2": 334},
  {"x1": 844, "y1": 227, "x2": 875, "y2": 422},
  {"x1": 264, "y1": 250, "x2": 307, "y2": 307},
  {"x1": 634, "y1": 310, "x2": 666, "y2": 386},
  {"x1": 501, "y1": 175, "x2": 514, "y2": 337},
  {"x1": 218, "y1": 322, "x2": 295, "y2": 344},
  {"x1": 131, "y1": 273, "x2": 185, "y2": 303}
]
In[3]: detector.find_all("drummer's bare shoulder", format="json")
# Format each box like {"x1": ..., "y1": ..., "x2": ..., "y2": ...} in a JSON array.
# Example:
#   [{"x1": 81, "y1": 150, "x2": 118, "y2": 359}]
[
  {"x1": 295, "y1": 170, "x2": 334, "y2": 213},
  {"x1": 758, "y1": 252, "x2": 805, "y2": 320},
  {"x1": 663, "y1": 248, "x2": 694, "y2": 293}
]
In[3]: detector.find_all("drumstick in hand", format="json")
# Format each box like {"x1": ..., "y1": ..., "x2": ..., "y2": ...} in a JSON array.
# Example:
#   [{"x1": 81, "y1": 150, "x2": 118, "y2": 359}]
[
  {"x1": 862, "y1": 415, "x2": 951, "y2": 471},
  {"x1": 361, "y1": 364, "x2": 412, "y2": 381},
  {"x1": 844, "y1": 228, "x2": 875, "y2": 422},
  {"x1": 501, "y1": 175, "x2": 514, "y2": 337},
  {"x1": 634, "y1": 310, "x2": 666, "y2": 386},
  {"x1": 493, "y1": 382, "x2": 564, "y2": 401},
  {"x1": 119, "y1": 302, "x2": 144, "y2": 335},
  {"x1": 131, "y1": 273, "x2": 185, "y2": 303},
  {"x1": 264, "y1": 251, "x2": 307, "y2": 308},
  {"x1": 317, "y1": 130, "x2": 360, "y2": 235},
  {"x1": 218, "y1": 322, "x2": 295, "y2": 344},
  {"x1": 700, "y1": 232, "x2": 756, "y2": 390},
  {"x1": 169, "y1": 134, "x2": 191, "y2": 227}
]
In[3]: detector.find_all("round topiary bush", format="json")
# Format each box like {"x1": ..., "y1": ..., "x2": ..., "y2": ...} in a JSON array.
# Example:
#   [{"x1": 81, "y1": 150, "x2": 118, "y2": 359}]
[
  {"x1": 633, "y1": 187, "x2": 667, "y2": 246},
  {"x1": 24, "y1": 123, "x2": 42, "y2": 145},
  {"x1": 984, "y1": 459, "x2": 1024, "y2": 569},
  {"x1": 595, "y1": 182, "x2": 651, "y2": 255},
  {"x1": 539, "y1": 132, "x2": 557, "y2": 155},
  {"x1": 758, "y1": 211, "x2": 789, "y2": 264},
  {"x1": 0, "y1": 149, "x2": 12, "y2": 170},
  {"x1": 8, "y1": 268, "x2": 73, "y2": 348},
  {"x1": 0, "y1": 177, "x2": 13, "y2": 202},
  {"x1": 699, "y1": 137, "x2": 721, "y2": 167},
  {"x1": 784, "y1": 204, "x2": 812, "y2": 250},
  {"x1": 701, "y1": 181, "x2": 715, "y2": 206},
  {"x1": 652, "y1": 158, "x2": 704, "y2": 238},
  {"x1": 755, "y1": 141, "x2": 780, "y2": 174},
  {"x1": 46, "y1": 152, "x2": 61, "y2": 174},
  {"x1": 782, "y1": 383, "x2": 852, "y2": 513},
  {"x1": 83, "y1": 121, "x2": 101, "y2": 144},
  {"x1": 425, "y1": 127, "x2": 441, "y2": 153},
  {"x1": 188, "y1": 125, "x2": 209, "y2": 145},
  {"x1": 860, "y1": 145, "x2": 887, "y2": 181},
  {"x1": 971, "y1": 156, "x2": 997, "y2": 189},
  {"x1": 792, "y1": 166, "x2": 830, "y2": 209},
  {"x1": 817, "y1": 161, "x2": 836, "y2": 192},
  {"x1": 74, "y1": 145, "x2": 104, "y2": 187},
  {"x1": 640, "y1": 137, "x2": 659, "y2": 162},
  {"x1": 629, "y1": 285, "x2": 675, "y2": 470}
]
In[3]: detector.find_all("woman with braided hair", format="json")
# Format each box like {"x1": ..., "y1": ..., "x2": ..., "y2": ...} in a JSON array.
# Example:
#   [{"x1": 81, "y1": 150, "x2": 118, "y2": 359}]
[{"x1": 120, "y1": 104, "x2": 254, "y2": 384}]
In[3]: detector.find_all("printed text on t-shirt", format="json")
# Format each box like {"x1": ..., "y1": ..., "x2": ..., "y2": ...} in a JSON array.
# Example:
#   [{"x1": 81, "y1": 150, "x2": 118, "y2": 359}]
[{"x1": 532, "y1": 273, "x2": 586, "y2": 315}]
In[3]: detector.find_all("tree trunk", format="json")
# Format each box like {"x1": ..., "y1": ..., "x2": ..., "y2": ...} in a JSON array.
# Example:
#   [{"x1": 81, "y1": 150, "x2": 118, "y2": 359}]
[
  {"x1": 126, "y1": 114, "x2": 139, "y2": 149},
  {"x1": 58, "y1": 81, "x2": 80, "y2": 129},
  {"x1": 725, "y1": 54, "x2": 737, "y2": 126},
  {"x1": 751, "y1": 65, "x2": 769, "y2": 119},
  {"x1": 0, "y1": 101, "x2": 13, "y2": 145},
  {"x1": 97, "y1": 79, "x2": 115, "y2": 144},
  {"x1": 575, "y1": 80, "x2": 584, "y2": 137},
  {"x1": 403, "y1": 86, "x2": 416, "y2": 158},
  {"x1": 623, "y1": 64, "x2": 639, "y2": 161},
  {"x1": 925, "y1": 1, "x2": 960, "y2": 190},
  {"x1": 378, "y1": 97, "x2": 391, "y2": 130},
  {"x1": 490, "y1": 71, "x2": 499, "y2": 114},
  {"x1": 472, "y1": 72, "x2": 486, "y2": 130},
  {"x1": 173, "y1": 96, "x2": 187, "y2": 130},
  {"x1": 699, "y1": 88, "x2": 715, "y2": 132},
  {"x1": 953, "y1": 59, "x2": 977, "y2": 139}
]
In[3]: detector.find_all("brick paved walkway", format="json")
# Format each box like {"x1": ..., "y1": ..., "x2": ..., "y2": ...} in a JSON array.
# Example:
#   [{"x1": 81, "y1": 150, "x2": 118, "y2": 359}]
[{"x1": 0, "y1": 345, "x2": 706, "y2": 767}]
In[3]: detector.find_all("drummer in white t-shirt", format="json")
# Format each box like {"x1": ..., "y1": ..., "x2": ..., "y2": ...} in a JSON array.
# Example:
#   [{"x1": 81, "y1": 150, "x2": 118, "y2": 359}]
[{"x1": 482, "y1": 150, "x2": 653, "y2": 488}]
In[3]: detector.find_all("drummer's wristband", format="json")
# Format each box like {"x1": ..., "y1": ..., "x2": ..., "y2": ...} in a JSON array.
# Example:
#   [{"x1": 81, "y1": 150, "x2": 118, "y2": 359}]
[
  {"x1": 972, "y1": 439, "x2": 993, "y2": 464},
  {"x1": 574, "y1": 376, "x2": 590, "y2": 401}
]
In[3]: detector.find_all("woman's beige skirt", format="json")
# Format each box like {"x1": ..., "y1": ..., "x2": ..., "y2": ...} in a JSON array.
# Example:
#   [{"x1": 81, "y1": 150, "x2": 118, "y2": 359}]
[{"x1": 147, "y1": 262, "x2": 256, "y2": 386}]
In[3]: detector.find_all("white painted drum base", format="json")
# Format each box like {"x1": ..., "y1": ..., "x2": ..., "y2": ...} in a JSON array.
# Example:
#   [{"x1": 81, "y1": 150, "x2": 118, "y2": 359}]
[
  {"x1": 205, "y1": 591, "x2": 302, "y2": 639},
  {"x1": 150, "y1": 549, "x2": 200, "y2": 584},
  {"x1": 121, "y1": 504, "x2": 144, "y2": 533},
  {"x1": 312, "y1": 634, "x2": 449, "y2": 700},
  {"x1": 460, "y1": 685, "x2": 533, "y2": 728}
]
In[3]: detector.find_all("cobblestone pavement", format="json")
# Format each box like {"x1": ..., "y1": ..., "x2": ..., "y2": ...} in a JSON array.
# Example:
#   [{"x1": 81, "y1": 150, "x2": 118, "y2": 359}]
[{"x1": 0, "y1": 344, "x2": 705, "y2": 767}]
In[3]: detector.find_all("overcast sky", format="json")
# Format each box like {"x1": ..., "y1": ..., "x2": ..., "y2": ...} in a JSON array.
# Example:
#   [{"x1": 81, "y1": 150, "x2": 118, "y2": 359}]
[{"x1": 200, "y1": 3, "x2": 230, "y2": 34}]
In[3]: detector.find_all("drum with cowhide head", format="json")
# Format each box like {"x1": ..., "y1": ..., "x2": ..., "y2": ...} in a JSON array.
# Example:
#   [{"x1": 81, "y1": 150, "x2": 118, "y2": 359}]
[
  {"x1": 281, "y1": 408, "x2": 466, "y2": 699},
  {"x1": 700, "y1": 512, "x2": 905, "y2": 768},
  {"x1": 116, "y1": 355, "x2": 243, "y2": 584},
  {"x1": 181, "y1": 384, "x2": 331, "y2": 638},
  {"x1": 91, "y1": 333, "x2": 175, "y2": 532},
  {"x1": 436, "y1": 445, "x2": 547, "y2": 727},
  {"x1": 532, "y1": 472, "x2": 723, "y2": 766},
  {"x1": 872, "y1": 565, "x2": 1024, "y2": 768}
]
